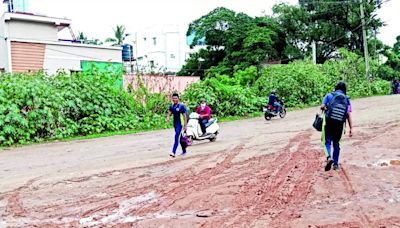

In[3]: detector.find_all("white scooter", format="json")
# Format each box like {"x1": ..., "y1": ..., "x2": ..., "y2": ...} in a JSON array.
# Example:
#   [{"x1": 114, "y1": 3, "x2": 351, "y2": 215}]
[{"x1": 185, "y1": 112, "x2": 219, "y2": 146}]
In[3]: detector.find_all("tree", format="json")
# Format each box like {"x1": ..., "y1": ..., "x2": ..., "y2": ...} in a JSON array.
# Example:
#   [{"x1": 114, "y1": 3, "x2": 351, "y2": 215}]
[
  {"x1": 177, "y1": 48, "x2": 225, "y2": 78},
  {"x1": 106, "y1": 25, "x2": 129, "y2": 46},
  {"x1": 378, "y1": 35, "x2": 400, "y2": 80},
  {"x1": 180, "y1": 7, "x2": 288, "y2": 77},
  {"x1": 87, "y1": 39, "x2": 103, "y2": 45},
  {"x1": 273, "y1": 0, "x2": 384, "y2": 63},
  {"x1": 77, "y1": 31, "x2": 88, "y2": 43},
  {"x1": 76, "y1": 32, "x2": 103, "y2": 45},
  {"x1": 393, "y1": 35, "x2": 400, "y2": 54}
]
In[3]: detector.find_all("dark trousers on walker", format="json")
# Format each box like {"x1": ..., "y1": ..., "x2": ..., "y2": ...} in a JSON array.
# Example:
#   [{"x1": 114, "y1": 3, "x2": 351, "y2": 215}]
[
  {"x1": 172, "y1": 125, "x2": 186, "y2": 155},
  {"x1": 322, "y1": 119, "x2": 344, "y2": 166}
]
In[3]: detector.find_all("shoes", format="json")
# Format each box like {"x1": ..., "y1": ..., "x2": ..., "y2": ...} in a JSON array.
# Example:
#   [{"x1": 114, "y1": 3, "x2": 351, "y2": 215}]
[
  {"x1": 333, "y1": 164, "x2": 339, "y2": 170},
  {"x1": 169, "y1": 152, "x2": 176, "y2": 158},
  {"x1": 325, "y1": 158, "x2": 334, "y2": 171}
]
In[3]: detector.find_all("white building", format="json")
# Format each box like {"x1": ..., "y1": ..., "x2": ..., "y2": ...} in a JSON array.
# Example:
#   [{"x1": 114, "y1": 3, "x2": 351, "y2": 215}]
[
  {"x1": 131, "y1": 25, "x2": 202, "y2": 74},
  {"x1": 0, "y1": 10, "x2": 122, "y2": 74}
]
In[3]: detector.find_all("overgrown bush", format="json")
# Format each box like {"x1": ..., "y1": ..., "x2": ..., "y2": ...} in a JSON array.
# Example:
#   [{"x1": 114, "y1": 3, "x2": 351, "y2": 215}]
[
  {"x1": 183, "y1": 50, "x2": 389, "y2": 116},
  {"x1": 0, "y1": 49, "x2": 391, "y2": 146},
  {"x1": 0, "y1": 72, "x2": 168, "y2": 146},
  {"x1": 183, "y1": 67, "x2": 265, "y2": 116}
]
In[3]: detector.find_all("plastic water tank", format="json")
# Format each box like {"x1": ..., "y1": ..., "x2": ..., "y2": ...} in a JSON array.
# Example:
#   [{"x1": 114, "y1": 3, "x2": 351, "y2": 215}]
[{"x1": 122, "y1": 44, "x2": 134, "y2": 61}]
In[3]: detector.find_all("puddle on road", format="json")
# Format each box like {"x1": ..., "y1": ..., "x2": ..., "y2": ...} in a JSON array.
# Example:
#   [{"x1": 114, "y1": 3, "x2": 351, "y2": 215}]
[{"x1": 370, "y1": 159, "x2": 400, "y2": 167}]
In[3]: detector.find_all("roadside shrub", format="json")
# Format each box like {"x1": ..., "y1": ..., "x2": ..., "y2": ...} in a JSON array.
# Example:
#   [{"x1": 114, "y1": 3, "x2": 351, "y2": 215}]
[
  {"x1": 0, "y1": 72, "x2": 168, "y2": 146},
  {"x1": 183, "y1": 69, "x2": 265, "y2": 117},
  {"x1": 0, "y1": 49, "x2": 390, "y2": 146},
  {"x1": 184, "y1": 50, "x2": 389, "y2": 117}
]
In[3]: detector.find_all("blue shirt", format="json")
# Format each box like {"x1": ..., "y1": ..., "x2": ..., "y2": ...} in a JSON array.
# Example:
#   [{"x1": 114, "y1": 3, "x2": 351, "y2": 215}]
[
  {"x1": 322, "y1": 90, "x2": 352, "y2": 113},
  {"x1": 169, "y1": 103, "x2": 187, "y2": 127},
  {"x1": 268, "y1": 94, "x2": 277, "y2": 105}
]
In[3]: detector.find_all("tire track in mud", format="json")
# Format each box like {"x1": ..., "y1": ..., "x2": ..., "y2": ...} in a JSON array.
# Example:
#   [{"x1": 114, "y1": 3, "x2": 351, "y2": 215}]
[
  {"x1": 37, "y1": 142, "x2": 249, "y2": 227},
  {"x1": 351, "y1": 122, "x2": 399, "y2": 147},
  {"x1": 197, "y1": 130, "x2": 321, "y2": 227},
  {"x1": 337, "y1": 121, "x2": 394, "y2": 228},
  {"x1": 0, "y1": 148, "x2": 235, "y2": 226},
  {"x1": 3, "y1": 177, "x2": 42, "y2": 218},
  {"x1": 315, "y1": 216, "x2": 400, "y2": 228},
  {"x1": 57, "y1": 150, "x2": 230, "y2": 225},
  {"x1": 127, "y1": 142, "x2": 249, "y2": 221},
  {"x1": 242, "y1": 130, "x2": 320, "y2": 227},
  {"x1": 336, "y1": 165, "x2": 373, "y2": 227}
]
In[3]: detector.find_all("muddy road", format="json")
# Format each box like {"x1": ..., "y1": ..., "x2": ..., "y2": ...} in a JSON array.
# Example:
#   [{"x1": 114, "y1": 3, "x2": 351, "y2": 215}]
[{"x1": 0, "y1": 96, "x2": 399, "y2": 227}]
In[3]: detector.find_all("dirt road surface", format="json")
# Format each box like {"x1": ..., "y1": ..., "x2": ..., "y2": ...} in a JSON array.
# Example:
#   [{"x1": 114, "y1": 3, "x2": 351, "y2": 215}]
[{"x1": 0, "y1": 96, "x2": 400, "y2": 227}]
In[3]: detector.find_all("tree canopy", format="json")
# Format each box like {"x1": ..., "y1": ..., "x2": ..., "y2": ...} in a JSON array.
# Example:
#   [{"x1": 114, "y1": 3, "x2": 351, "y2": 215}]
[
  {"x1": 178, "y1": 7, "x2": 288, "y2": 77},
  {"x1": 275, "y1": 0, "x2": 384, "y2": 63},
  {"x1": 106, "y1": 25, "x2": 129, "y2": 46},
  {"x1": 179, "y1": 1, "x2": 387, "y2": 77}
]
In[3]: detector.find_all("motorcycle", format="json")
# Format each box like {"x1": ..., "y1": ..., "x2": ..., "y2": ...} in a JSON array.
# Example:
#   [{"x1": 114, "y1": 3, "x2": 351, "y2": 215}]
[
  {"x1": 185, "y1": 112, "x2": 219, "y2": 146},
  {"x1": 263, "y1": 99, "x2": 287, "y2": 121}
]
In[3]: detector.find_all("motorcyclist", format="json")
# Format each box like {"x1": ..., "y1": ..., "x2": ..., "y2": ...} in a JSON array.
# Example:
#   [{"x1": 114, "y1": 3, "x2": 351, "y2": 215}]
[
  {"x1": 268, "y1": 90, "x2": 281, "y2": 113},
  {"x1": 195, "y1": 98, "x2": 211, "y2": 136}
]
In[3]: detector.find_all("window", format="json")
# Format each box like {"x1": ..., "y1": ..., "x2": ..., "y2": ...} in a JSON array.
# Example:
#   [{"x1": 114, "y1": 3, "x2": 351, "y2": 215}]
[
  {"x1": 143, "y1": 37, "x2": 147, "y2": 41},
  {"x1": 149, "y1": 60, "x2": 155, "y2": 68},
  {"x1": 153, "y1": 37, "x2": 157, "y2": 46},
  {"x1": 170, "y1": 54, "x2": 175, "y2": 59}
]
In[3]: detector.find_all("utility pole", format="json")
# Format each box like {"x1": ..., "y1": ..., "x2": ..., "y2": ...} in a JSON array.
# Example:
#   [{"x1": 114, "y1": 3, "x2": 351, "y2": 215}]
[
  {"x1": 360, "y1": 0, "x2": 370, "y2": 80},
  {"x1": 129, "y1": 45, "x2": 133, "y2": 74},
  {"x1": 312, "y1": 41, "x2": 317, "y2": 64}
]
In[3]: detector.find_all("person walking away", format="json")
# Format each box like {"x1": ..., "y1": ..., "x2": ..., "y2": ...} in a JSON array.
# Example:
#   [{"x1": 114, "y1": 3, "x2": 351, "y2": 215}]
[
  {"x1": 166, "y1": 93, "x2": 188, "y2": 158},
  {"x1": 195, "y1": 98, "x2": 211, "y2": 136},
  {"x1": 321, "y1": 82, "x2": 353, "y2": 171}
]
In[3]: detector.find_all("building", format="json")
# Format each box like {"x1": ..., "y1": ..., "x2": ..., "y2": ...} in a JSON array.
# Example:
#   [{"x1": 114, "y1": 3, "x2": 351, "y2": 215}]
[
  {"x1": 131, "y1": 25, "x2": 203, "y2": 74},
  {"x1": 0, "y1": 0, "x2": 122, "y2": 74}
]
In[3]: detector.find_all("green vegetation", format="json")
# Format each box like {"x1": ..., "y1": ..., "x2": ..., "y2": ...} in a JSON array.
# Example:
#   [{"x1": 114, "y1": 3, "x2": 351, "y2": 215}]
[
  {"x1": 178, "y1": 7, "x2": 288, "y2": 78},
  {"x1": 0, "y1": 72, "x2": 169, "y2": 147},
  {"x1": 1, "y1": 1, "x2": 398, "y2": 147},
  {"x1": 179, "y1": 1, "x2": 385, "y2": 77},
  {"x1": 0, "y1": 51, "x2": 390, "y2": 147},
  {"x1": 183, "y1": 49, "x2": 389, "y2": 117},
  {"x1": 378, "y1": 36, "x2": 400, "y2": 80},
  {"x1": 105, "y1": 25, "x2": 129, "y2": 46}
]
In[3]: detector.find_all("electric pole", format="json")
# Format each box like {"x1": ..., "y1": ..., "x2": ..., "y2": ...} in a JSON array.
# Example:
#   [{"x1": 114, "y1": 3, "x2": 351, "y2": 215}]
[
  {"x1": 312, "y1": 41, "x2": 317, "y2": 64},
  {"x1": 360, "y1": 0, "x2": 370, "y2": 80}
]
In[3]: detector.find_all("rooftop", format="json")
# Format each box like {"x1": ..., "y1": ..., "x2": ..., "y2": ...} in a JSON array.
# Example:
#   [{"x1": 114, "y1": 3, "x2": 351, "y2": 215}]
[{"x1": 2, "y1": 12, "x2": 71, "y2": 31}]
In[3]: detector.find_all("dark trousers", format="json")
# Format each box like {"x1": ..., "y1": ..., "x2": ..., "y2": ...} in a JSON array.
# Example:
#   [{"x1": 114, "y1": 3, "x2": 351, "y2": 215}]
[
  {"x1": 172, "y1": 125, "x2": 185, "y2": 154},
  {"x1": 199, "y1": 119, "x2": 208, "y2": 134},
  {"x1": 322, "y1": 119, "x2": 344, "y2": 165}
]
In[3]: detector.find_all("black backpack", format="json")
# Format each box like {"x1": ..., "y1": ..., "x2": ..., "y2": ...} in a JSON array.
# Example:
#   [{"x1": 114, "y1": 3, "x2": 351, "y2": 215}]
[{"x1": 326, "y1": 92, "x2": 348, "y2": 123}]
